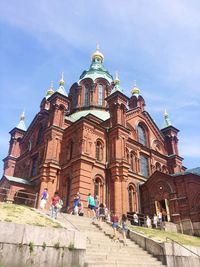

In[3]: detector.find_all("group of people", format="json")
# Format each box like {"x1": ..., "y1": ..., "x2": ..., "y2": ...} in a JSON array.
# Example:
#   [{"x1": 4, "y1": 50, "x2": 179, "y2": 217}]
[
  {"x1": 39, "y1": 189, "x2": 129, "y2": 245},
  {"x1": 39, "y1": 189, "x2": 63, "y2": 219},
  {"x1": 131, "y1": 210, "x2": 165, "y2": 229},
  {"x1": 40, "y1": 189, "x2": 165, "y2": 244},
  {"x1": 146, "y1": 211, "x2": 164, "y2": 228},
  {"x1": 72, "y1": 192, "x2": 110, "y2": 222},
  {"x1": 110, "y1": 212, "x2": 129, "y2": 246},
  {"x1": 73, "y1": 193, "x2": 129, "y2": 245}
]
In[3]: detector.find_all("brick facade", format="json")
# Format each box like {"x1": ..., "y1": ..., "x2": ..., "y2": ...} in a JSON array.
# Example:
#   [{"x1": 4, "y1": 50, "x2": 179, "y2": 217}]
[{"x1": 1, "y1": 49, "x2": 189, "y2": 217}]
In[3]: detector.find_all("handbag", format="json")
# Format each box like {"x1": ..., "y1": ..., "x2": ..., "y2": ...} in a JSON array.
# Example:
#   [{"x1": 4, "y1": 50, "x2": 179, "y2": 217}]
[{"x1": 55, "y1": 203, "x2": 62, "y2": 209}]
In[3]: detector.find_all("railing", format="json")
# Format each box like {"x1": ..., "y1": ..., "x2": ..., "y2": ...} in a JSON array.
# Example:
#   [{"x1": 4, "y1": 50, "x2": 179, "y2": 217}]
[
  {"x1": 0, "y1": 187, "x2": 38, "y2": 208},
  {"x1": 166, "y1": 237, "x2": 200, "y2": 258},
  {"x1": 127, "y1": 212, "x2": 146, "y2": 226}
]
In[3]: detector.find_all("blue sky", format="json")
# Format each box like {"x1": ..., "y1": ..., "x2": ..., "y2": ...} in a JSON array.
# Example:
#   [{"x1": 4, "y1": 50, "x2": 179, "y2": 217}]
[{"x1": 0, "y1": 0, "x2": 200, "y2": 176}]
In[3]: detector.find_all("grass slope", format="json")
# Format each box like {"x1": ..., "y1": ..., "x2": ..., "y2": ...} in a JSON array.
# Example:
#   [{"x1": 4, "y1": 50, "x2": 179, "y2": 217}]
[
  {"x1": 130, "y1": 225, "x2": 200, "y2": 247},
  {"x1": 0, "y1": 202, "x2": 61, "y2": 228}
]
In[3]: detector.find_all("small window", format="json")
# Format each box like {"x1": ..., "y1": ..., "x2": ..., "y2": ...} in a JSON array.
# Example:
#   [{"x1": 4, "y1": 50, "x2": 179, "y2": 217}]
[
  {"x1": 138, "y1": 125, "x2": 146, "y2": 146},
  {"x1": 96, "y1": 141, "x2": 103, "y2": 161},
  {"x1": 130, "y1": 153, "x2": 135, "y2": 171},
  {"x1": 98, "y1": 84, "x2": 104, "y2": 106},
  {"x1": 85, "y1": 85, "x2": 89, "y2": 106},
  {"x1": 140, "y1": 155, "x2": 148, "y2": 177}
]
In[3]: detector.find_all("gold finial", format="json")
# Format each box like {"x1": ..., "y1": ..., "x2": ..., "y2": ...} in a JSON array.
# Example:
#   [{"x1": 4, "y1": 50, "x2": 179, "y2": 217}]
[
  {"x1": 96, "y1": 43, "x2": 100, "y2": 51},
  {"x1": 46, "y1": 81, "x2": 54, "y2": 97},
  {"x1": 59, "y1": 72, "x2": 65, "y2": 86},
  {"x1": 91, "y1": 44, "x2": 104, "y2": 62},
  {"x1": 164, "y1": 109, "x2": 168, "y2": 117},
  {"x1": 20, "y1": 110, "x2": 25, "y2": 121},
  {"x1": 131, "y1": 80, "x2": 140, "y2": 95},
  {"x1": 163, "y1": 109, "x2": 171, "y2": 127},
  {"x1": 114, "y1": 71, "x2": 120, "y2": 84}
]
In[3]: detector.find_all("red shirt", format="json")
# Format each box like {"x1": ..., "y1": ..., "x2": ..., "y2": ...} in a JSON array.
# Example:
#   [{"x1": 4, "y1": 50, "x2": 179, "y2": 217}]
[
  {"x1": 52, "y1": 196, "x2": 60, "y2": 206},
  {"x1": 111, "y1": 215, "x2": 119, "y2": 223}
]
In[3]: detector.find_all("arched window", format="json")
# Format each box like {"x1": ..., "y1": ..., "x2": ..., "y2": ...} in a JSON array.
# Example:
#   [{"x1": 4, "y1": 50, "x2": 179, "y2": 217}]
[
  {"x1": 128, "y1": 185, "x2": 137, "y2": 212},
  {"x1": 138, "y1": 125, "x2": 146, "y2": 146},
  {"x1": 98, "y1": 84, "x2": 104, "y2": 106},
  {"x1": 85, "y1": 84, "x2": 89, "y2": 106},
  {"x1": 140, "y1": 155, "x2": 149, "y2": 177},
  {"x1": 94, "y1": 177, "x2": 103, "y2": 201},
  {"x1": 130, "y1": 152, "x2": 135, "y2": 171},
  {"x1": 96, "y1": 140, "x2": 103, "y2": 161}
]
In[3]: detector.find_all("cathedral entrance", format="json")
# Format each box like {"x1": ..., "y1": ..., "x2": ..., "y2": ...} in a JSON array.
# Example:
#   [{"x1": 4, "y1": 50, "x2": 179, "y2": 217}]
[{"x1": 155, "y1": 199, "x2": 170, "y2": 222}]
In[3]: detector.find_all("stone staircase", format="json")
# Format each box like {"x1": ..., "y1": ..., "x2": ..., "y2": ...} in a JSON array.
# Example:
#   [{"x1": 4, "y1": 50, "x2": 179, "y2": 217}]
[{"x1": 56, "y1": 213, "x2": 166, "y2": 267}]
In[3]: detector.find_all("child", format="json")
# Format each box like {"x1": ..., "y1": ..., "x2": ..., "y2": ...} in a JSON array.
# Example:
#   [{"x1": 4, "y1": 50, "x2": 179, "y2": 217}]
[
  {"x1": 51, "y1": 192, "x2": 60, "y2": 219},
  {"x1": 39, "y1": 188, "x2": 48, "y2": 210},
  {"x1": 78, "y1": 202, "x2": 84, "y2": 216},
  {"x1": 111, "y1": 212, "x2": 119, "y2": 241},
  {"x1": 98, "y1": 203, "x2": 105, "y2": 228},
  {"x1": 121, "y1": 214, "x2": 128, "y2": 246},
  {"x1": 146, "y1": 215, "x2": 152, "y2": 228}
]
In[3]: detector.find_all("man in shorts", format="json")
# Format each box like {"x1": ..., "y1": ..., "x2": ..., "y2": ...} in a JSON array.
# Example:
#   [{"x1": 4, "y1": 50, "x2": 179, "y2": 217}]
[{"x1": 87, "y1": 193, "x2": 96, "y2": 218}]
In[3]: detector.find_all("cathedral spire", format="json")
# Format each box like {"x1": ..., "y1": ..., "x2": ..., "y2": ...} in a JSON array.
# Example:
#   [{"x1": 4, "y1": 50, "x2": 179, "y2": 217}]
[
  {"x1": 16, "y1": 111, "x2": 26, "y2": 131},
  {"x1": 162, "y1": 109, "x2": 172, "y2": 128},
  {"x1": 46, "y1": 81, "x2": 54, "y2": 99},
  {"x1": 56, "y1": 72, "x2": 68, "y2": 96}
]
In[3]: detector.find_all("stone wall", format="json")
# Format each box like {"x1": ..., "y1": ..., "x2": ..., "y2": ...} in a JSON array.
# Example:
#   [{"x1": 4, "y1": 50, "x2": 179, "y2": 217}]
[
  {"x1": 129, "y1": 230, "x2": 166, "y2": 264},
  {"x1": 176, "y1": 220, "x2": 200, "y2": 237},
  {"x1": 129, "y1": 229, "x2": 200, "y2": 267},
  {"x1": 164, "y1": 242, "x2": 200, "y2": 267},
  {"x1": 0, "y1": 222, "x2": 86, "y2": 267}
]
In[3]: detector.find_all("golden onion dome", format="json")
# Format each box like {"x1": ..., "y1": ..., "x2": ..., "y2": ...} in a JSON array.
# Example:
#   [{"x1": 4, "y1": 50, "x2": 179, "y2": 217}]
[
  {"x1": 59, "y1": 72, "x2": 65, "y2": 86},
  {"x1": 113, "y1": 71, "x2": 120, "y2": 84},
  {"x1": 91, "y1": 44, "x2": 104, "y2": 62},
  {"x1": 164, "y1": 109, "x2": 168, "y2": 117},
  {"x1": 131, "y1": 80, "x2": 140, "y2": 95},
  {"x1": 46, "y1": 81, "x2": 54, "y2": 97}
]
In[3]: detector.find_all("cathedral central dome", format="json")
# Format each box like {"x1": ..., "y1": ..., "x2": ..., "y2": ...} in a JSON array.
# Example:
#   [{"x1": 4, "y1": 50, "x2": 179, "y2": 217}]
[{"x1": 79, "y1": 46, "x2": 113, "y2": 83}]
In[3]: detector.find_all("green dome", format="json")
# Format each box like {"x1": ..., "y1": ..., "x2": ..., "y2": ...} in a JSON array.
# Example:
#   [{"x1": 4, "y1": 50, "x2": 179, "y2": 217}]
[{"x1": 79, "y1": 47, "x2": 113, "y2": 83}]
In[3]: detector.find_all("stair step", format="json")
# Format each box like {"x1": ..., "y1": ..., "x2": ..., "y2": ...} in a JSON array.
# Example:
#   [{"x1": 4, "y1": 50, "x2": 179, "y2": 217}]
[
  {"x1": 85, "y1": 261, "x2": 165, "y2": 267},
  {"x1": 55, "y1": 213, "x2": 165, "y2": 267}
]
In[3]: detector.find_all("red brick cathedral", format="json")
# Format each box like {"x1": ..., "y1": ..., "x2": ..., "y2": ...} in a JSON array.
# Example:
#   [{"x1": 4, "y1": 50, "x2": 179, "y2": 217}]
[{"x1": 1, "y1": 47, "x2": 200, "y2": 231}]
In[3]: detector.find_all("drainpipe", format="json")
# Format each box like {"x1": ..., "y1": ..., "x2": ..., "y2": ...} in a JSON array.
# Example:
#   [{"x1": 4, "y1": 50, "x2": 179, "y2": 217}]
[
  {"x1": 105, "y1": 127, "x2": 109, "y2": 208},
  {"x1": 137, "y1": 183, "x2": 143, "y2": 213}
]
